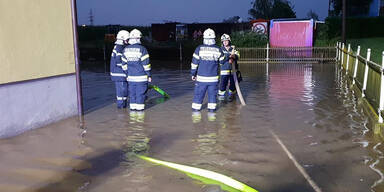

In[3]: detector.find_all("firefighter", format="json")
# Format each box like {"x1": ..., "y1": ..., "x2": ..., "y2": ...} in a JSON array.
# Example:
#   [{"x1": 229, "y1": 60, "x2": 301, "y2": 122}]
[
  {"x1": 218, "y1": 34, "x2": 240, "y2": 100},
  {"x1": 191, "y1": 28, "x2": 225, "y2": 112},
  {"x1": 110, "y1": 30, "x2": 130, "y2": 108},
  {"x1": 122, "y1": 29, "x2": 151, "y2": 111}
]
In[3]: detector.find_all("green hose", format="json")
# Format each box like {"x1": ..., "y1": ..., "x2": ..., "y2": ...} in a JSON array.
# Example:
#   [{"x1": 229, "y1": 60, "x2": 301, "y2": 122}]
[
  {"x1": 137, "y1": 155, "x2": 259, "y2": 192},
  {"x1": 148, "y1": 84, "x2": 170, "y2": 98}
]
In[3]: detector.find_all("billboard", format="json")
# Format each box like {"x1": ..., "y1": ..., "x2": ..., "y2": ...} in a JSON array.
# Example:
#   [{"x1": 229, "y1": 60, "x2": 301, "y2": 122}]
[{"x1": 269, "y1": 19, "x2": 314, "y2": 47}]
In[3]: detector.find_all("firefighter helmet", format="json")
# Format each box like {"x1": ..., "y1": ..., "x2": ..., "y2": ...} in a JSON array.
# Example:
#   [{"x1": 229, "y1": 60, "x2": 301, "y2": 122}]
[
  {"x1": 221, "y1": 34, "x2": 231, "y2": 42},
  {"x1": 130, "y1": 29, "x2": 142, "y2": 39},
  {"x1": 203, "y1": 28, "x2": 216, "y2": 39},
  {"x1": 116, "y1": 30, "x2": 129, "y2": 41}
]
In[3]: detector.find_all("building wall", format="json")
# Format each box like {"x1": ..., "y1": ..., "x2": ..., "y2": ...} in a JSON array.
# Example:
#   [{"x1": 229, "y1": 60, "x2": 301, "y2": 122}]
[
  {"x1": 0, "y1": 75, "x2": 77, "y2": 138},
  {"x1": 0, "y1": 0, "x2": 78, "y2": 138},
  {"x1": 0, "y1": 0, "x2": 76, "y2": 84}
]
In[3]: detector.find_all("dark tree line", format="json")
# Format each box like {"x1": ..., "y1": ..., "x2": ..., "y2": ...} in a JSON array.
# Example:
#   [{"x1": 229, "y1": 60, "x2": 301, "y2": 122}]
[
  {"x1": 330, "y1": 0, "x2": 374, "y2": 16},
  {"x1": 248, "y1": 0, "x2": 296, "y2": 19}
]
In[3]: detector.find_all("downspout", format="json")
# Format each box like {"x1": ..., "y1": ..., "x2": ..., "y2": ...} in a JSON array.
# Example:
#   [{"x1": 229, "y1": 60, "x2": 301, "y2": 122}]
[{"x1": 70, "y1": 0, "x2": 84, "y2": 122}]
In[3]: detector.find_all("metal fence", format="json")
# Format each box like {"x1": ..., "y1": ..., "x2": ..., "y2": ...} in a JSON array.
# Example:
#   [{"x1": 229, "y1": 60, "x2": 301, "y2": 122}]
[
  {"x1": 238, "y1": 45, "x2": 336, "y2": 63},
  {"x1": 336, "y1": 42, "x2": 384, "y2": 123}
]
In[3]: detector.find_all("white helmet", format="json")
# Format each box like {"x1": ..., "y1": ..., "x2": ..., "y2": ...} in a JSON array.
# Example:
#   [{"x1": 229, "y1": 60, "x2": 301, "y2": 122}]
[
  {"x1": 203, "y1": 28, "x2": 216, "y2": 39},
  {"x1": 116, "y1": 30, "x2": 129, "y2": 41},
  {"x1": 221, "y1": 34, "x2": 231, "y2": 42},
  {"x1": 130, "y1": 29, "x2": 142, "y2": 39}
]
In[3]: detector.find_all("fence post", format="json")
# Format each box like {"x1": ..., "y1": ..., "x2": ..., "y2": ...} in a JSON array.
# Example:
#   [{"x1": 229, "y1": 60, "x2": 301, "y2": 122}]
[
  {"x1": 266, "y1": 43, "x2": 269, "y2": 63},
  {"x1": 379, "y1": 51, "x2": 384, "y2": 123},
  {"x1": 362, "y1": 48, "x2": 371, "y2": 98},
  {"x1": 353, "y1": 46, "x2": 361, "y2": 85},
  {"x1": 346, "y1": 44, "x2": 351, "y2": 74},
  {"x1": 338, "y1": 42, "x2": 341, "y2": 62},
  {"x1": 341, "y1": 43, "x2": 345, "y2": 68},
  {"x1": 338, "y1": 42, "x2": 341, "y2": 61},
  {"x1": 336, "y1": 42, "x2": 339, "y2": 61}
]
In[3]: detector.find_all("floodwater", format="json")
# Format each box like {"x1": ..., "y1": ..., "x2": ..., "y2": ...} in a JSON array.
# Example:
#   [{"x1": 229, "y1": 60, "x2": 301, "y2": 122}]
[{"x1": 1, "y1": 61, "x2": 384, "y2": 192}]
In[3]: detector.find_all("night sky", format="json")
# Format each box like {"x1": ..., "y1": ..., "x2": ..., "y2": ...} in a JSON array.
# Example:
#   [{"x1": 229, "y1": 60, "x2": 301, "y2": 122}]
[{"x1": 77, "y1": 0, "x2": 329, "y2": 26}]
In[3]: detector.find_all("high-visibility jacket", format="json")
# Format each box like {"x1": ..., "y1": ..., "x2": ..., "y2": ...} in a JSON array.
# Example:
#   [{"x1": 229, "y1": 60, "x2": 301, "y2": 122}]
[
  {"x1": 191, "y1": 44, "x2": 225, "y2": 83},
  {"x1": 122, "y1": 43, "x2": 151, "y2": 82},
  {"x1": 110, "y1": 44, "x2": 127, "y2": 81},
  {"x1": 220, "y1": 46, "x2": 240, "y2": 76}
]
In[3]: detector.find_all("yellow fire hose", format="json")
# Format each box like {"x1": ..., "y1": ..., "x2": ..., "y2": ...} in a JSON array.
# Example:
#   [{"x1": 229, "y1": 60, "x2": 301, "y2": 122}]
[{"x1": 137, "y1": 155, "x2": 259, "y2": 192}]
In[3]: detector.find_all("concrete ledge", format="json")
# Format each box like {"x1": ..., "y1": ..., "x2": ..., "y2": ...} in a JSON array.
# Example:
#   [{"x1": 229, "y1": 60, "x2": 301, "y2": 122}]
[{"x1": 0, "y1": 74, "x2": 78, "y2": 138}]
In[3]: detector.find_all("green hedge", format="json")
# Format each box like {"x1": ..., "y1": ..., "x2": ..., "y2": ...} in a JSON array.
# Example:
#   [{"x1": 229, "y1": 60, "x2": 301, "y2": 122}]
[
  {"x1": 325, "y1": 16, "x2": 384, "y2": 39},
  {"x1": 230, "y1": 31, "x2": 268, "y2": 48}
]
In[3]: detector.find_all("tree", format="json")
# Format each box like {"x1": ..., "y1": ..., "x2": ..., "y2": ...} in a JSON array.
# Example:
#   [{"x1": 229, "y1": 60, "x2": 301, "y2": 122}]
[
  {"x1": 306, "y1": 10, "x2": 319, "y2": 20},
  {"x1": 223, "y1": 16, "x2": 241, "y2": 23},
  {"x1": 330, "y1": 0, "x2": 373, "y2": 16},
  {"x1": 249, "y1": 0, "x2": 296, "y2": 19},
  {"x1": 270, "y1": 0, "x2": 296, "y2": 19},
  {"x1": 249, "y1": 0, "x2": 273, "y2": 19}
]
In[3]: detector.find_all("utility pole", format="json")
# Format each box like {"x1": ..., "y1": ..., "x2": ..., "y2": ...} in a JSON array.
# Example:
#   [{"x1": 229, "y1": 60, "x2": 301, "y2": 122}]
[
  {"x1": 342, "y1": 0, "x2": 346, "y2": 44},
  {"x1": 89, "y1": 9, "x2": 94, "y2": 26}
]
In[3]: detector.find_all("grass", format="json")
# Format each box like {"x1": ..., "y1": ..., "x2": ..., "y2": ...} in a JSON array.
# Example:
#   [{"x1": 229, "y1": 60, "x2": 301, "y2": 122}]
[
  {"x1": 314, "y1": 37, "x2": 339, "y2": 47},
  {"x1": 346, "y1": 37, "x2": 384, "y2": 65}
]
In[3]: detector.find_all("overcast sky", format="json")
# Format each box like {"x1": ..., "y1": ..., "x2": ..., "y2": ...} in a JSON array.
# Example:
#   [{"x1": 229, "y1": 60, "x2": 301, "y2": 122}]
[{"x1": 77, "y1": 0, "x2": 329, "y2": 26}]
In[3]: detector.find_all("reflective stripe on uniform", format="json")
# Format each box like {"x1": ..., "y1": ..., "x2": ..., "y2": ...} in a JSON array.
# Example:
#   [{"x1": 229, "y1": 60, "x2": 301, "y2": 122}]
[
  {"x1": 122, "y1": 57, "x2": 128, "y2": 62},
  {"x1": 116, "y1": 53, "x2": 123, "y2": 56},
  {"x1": 218, "y1": 90, "x2": 226, "y2": 96},
  {"x1": 219, "y1": 56, "x2": 225, "y2": 61},
  {"x1": 136, "y1": 104, "x2": 145, "y2": 110},
  {"x1": 113, "y1": 50, "x2": 118, "y2": 54},
  {"x1": 192, "y1": 103, "x2": 202, "y2": 110},
  {"x1": 141, "y1": 54, "x2": 149, "y2": 61},
  {"x1": 196, "y1": 75, "x2": 219, "y2": 83},
  {"x1": 235, "y1": 50, "x2": 240, "y2": 58},
  {"x1": 191, "y1": 63, "x2": 198, "y2": 70},
  {"x1": 117, "y1": 97, "x2": 127, "y2": 101},
  {"x1": 124, "y1": 52, "x2": 142, "y2": 58},
  {"x1": 110, "y1": 72, "x2": 126, "y2": 77},
  {"x1": 207, "y1": 103, "x2": 217, "y2": 110},
  {"x1": 199, "y1": 50, "x2": 221, "y2": 57},
  {"x1": 220, "y1": 70, "x2": 231, "y2": 75},
  {"x1": 130, "y1": 103, "x2": 137, "y2": 110},
  {"x1": 193, "y1": 53, "x2": 200, "y2": 59},
  {"x1": 116, "y1": 63, "x2": 123, "y2": 67},
  {"x1": 143, "y1": 64, "x2": 151, "y2": 71},
  {"x1": 127, "y1": 75, "x2": 148, "y2": 82}
]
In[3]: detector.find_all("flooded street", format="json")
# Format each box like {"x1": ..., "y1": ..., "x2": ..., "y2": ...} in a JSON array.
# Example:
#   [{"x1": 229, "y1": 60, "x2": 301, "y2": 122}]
[{"x1": 1, "y1": 61, "x2": 384, "y2": 192}]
